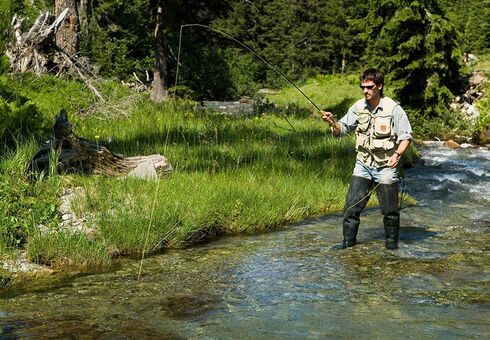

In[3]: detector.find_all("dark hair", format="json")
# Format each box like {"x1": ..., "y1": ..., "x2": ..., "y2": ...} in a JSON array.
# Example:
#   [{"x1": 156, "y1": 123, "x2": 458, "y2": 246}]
[{"x1": 360, "y1": 68, "x2": 384, "y2": 96}]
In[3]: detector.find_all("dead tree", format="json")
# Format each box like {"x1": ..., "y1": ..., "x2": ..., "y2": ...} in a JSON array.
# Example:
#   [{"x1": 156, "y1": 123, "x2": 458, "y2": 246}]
[
  {"x1": 6, "y1": 9, "x2": 102, "y2": 99},
  {"x1": 27, "y1": 110, "x2": 172, "y2": 179},
  {"x1": 55, "y1": 0, "x2": 79, "y2": 57},
  {"x1": 150, "y1": 0, "x2": 169, "y2": 102},
  {"x1": 6, "y1": 10, "x2": 69, "y2": 73}
]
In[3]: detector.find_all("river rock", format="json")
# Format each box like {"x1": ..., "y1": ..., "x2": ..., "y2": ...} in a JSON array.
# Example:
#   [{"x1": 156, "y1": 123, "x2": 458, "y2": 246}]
[{"x1": 444, "y1": 140, "x2": 460, "y2": 149}]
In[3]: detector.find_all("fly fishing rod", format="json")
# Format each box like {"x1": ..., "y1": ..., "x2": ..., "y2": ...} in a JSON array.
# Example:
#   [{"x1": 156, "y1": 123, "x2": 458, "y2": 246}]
[
  {"x1": 175, "y1": 24, "x2": 328, "y2": 116},
  {"x1": 174, "y1": 24, "x2": 390, "y2": 171},
  {"x1": 136, "y1": 24, "x2": 406, "y2": 270}
]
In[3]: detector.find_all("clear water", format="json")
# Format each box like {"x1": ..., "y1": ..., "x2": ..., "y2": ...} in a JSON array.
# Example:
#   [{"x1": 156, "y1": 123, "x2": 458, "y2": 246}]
[{"x1": 1, "y1": 144, "x2": 489, "y2": 338}]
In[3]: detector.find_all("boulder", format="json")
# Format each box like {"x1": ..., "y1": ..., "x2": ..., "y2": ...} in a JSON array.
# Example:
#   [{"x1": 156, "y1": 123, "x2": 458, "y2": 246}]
[{"x1": 444, "y1": 140, "x2": 460, "y2": 149}]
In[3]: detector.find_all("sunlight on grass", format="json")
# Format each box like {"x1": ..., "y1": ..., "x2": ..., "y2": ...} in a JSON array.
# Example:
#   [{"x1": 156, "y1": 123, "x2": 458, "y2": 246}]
[
  {"x1": 474, "y1": 53, "x2": 490, "y2": 73},
  {"x1": 1, "y1": 73, "x2": 418, "y2": 271}
]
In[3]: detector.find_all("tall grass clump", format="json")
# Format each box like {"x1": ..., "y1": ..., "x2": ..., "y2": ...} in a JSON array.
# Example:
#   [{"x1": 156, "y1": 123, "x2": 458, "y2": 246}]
[
  {"x1": 0, "y1": 139, "x2": 62, "y2": 253},
  {"x1": 24, "y1": 95, "x2": 360, "y2": 263},
  {"x1": 27, "y1": 232, "x2": 111, "y2": 269}
]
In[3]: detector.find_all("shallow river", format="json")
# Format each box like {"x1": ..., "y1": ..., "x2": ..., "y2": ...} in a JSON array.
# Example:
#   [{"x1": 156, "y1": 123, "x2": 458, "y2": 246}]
[{"x1": 1, "y1": 144, "x2": 489, "y2": 338}]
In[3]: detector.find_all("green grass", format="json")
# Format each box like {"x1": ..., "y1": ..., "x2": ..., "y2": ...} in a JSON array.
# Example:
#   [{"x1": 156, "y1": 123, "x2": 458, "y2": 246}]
[
  {"x1": 0, "y1": 138, "x2": 63, "y2": 253},
  {"x1": 0, "y1": 73, "x2": 419, "y2": 273},
  {"x1": 267, "y1": 73, "x2": 361, "y2": 114},
  {"x1": 474, "y1": 53, "x2": 490, "y2": 73},
  {"x1": 25, "y1": 105, "x2": 356, "y2": 266},
  {"x1": 27, "y1": 231, "x2": 111, "y2": 269}
]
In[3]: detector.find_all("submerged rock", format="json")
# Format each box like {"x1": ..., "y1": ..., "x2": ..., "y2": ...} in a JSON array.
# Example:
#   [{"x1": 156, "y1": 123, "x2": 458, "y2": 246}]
[{"x1": 444, "y1": 140, "x2": 460, "y2": 149}]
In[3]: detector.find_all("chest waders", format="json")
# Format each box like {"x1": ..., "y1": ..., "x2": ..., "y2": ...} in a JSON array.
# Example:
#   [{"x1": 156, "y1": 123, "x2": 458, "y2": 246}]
[{"x1": 342, "y1": 97, "x2": 400, "y2": 250}]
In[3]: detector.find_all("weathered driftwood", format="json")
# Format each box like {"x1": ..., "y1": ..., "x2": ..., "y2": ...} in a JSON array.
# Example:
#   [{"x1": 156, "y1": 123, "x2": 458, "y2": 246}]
[{"x1": 27, "y1": 110, "x2": 172, "y2": 179}]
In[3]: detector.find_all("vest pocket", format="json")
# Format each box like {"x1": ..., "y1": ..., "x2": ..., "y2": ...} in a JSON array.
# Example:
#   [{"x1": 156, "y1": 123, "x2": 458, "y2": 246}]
[
  {"x1": 356, "y1": 134, "x2": 369, "y2": 148},
  {"x1": 357, "y1": 114, "x2": 370, "y2": 132},
  {"x1": 374, "y1": 116, "x2": 392, "y2": 137},
  {"x1": 372, "y1": 139, "x2": 394, "y2": 150}
]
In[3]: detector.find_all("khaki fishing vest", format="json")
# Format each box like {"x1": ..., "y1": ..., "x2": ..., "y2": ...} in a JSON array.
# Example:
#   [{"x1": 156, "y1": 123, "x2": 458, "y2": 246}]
[{"x1": 354, "y1": 97, "x2": 398, "y2": 167}]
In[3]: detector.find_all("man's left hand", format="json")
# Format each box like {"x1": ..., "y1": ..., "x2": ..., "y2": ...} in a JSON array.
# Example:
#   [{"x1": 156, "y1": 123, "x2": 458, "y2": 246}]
[{"x1": 388, "y1": 153, "x2": 400, "y2": 168}]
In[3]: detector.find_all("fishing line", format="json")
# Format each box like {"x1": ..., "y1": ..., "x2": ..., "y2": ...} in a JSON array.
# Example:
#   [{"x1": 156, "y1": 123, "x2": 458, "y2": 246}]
[
  {"x1": 344, "y1": 176, "x2": 405, "y2": 216},
  {"x1": 175, "y1": 24, "x2": 324, "y2": 114},
  {"x1": 344, "y1": 181, "x2": 381, "y2": 215},
  {"x1": 137, "y1": 176, "x2": 162, "y2": 280},
  {"x1": 175, "y1": 24, "x2": 332, "y2": 131}
]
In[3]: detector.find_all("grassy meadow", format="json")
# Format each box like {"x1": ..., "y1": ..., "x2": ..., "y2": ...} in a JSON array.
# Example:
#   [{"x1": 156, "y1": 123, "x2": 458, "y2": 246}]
[{"x1": 0, "y1": 72, "x2": 419, "y2": 276}]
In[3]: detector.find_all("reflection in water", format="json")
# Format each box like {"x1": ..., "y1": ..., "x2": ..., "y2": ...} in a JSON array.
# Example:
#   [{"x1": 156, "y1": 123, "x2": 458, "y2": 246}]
[{"x1": 1, "y1": 145, "x2": 489, "y2": 338}]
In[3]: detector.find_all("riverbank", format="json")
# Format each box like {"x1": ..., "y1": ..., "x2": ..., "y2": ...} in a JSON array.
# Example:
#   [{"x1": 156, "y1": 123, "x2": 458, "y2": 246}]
[
  {"x1": 1, "y1": 143, "x2": 488, "y2": 338},
  {"x1": 0, "y1": 103, "x2": 417, "y2": 288},
  {"x1": 2, "y1": 68, "x2": 485, "y2": 288}
]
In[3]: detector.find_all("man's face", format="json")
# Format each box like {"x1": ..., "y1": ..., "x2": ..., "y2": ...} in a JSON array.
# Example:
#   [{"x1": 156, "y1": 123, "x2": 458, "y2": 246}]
[{"x1": 360, "y1": 81, "x2": 382, "y2": 102}]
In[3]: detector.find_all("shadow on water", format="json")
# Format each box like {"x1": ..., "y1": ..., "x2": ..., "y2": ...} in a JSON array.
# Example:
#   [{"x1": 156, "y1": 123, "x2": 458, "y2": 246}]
[{"x1": 400, "y1": 225, "x2": 438, "y2": 243}]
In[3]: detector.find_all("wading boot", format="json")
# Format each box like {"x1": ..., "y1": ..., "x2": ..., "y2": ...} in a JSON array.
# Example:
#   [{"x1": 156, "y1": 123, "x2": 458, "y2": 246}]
[
  {"x1": 377, "y1": 182, "x2": 400, "y2": 250},
  {"x1": 342, "y1": 176, "x2": 373, "y2": 249}
]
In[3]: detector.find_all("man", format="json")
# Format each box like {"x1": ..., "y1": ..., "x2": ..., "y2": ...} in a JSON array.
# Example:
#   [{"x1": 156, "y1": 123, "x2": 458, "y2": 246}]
[{"x1": 322, "y1": 68, "x2": 412, "y2": 250}]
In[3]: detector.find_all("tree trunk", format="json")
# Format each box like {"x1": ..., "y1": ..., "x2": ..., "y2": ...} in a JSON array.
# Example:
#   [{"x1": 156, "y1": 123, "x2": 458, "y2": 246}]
[
  {"x1": 151, "y1": 0, "x2": 169, "y2": 102},
  {"x1": 77, "y1": 0, "x2": 92, "y2": 30},
  {"x1": 341, "y1": 50, "x2": 346, "y2": 74},
  {"x1": 55, "y1": 0, "x2": 79, "y2": 57}
]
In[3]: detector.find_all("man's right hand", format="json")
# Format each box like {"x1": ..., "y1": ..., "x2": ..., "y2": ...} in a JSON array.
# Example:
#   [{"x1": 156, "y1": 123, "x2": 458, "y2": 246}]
[
  {"x1": 321, "y1": 111, "x2": 341, "y2": 135},
  {"x1": 321, "y1": 111, "x2": 336, "y2": 125}
]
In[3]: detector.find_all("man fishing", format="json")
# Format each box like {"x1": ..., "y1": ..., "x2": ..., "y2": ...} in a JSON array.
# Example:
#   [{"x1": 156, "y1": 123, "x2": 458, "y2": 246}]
[{"x1": 321, "y1": 68, "x2": 412, "y2": 250}]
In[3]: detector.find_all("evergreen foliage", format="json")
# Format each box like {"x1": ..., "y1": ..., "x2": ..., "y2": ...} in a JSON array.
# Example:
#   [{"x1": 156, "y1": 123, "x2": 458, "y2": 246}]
[
  {"x1": 0, "y1": 1, "x2": 11, "y2": 54},
  {"x1": 441, "y1": 0, "x2": 490, "y2": 54},
  {"x1": 84, "y1": 0, "x2": 155, "y2": 79},
  {"x1": 84, "y1": 0, "x2": 231, "y2": 98},
  {"x1": 216, "y1": 0, "x2": 357, "y2": 90},
  {"x1": 0, "y1": 0, "x2": 485, "y2": 113},
  {"x1": 358, "y1": 0, "x2": 463, "y2": 117}
]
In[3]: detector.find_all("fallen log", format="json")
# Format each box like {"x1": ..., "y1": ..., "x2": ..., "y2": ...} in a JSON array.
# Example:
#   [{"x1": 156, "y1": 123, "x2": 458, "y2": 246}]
[{"x1": 27, "y1": 110, "x2": 172, "y2": 180}]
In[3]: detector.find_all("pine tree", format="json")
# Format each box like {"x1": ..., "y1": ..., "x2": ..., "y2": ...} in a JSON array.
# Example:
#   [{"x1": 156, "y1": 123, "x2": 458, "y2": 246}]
[
  {"x1": 0, "y1": 1, "x2": 11, "y2": 54},
  {"x1": 216, "y1": 0, "x2": 357, "y2": 90},
  {"x1": 359, "y1": 0, "x2": 463, "y2": 117},
  {"x1": 443, "y1": 0, "x2": 490, "y2": 54}
]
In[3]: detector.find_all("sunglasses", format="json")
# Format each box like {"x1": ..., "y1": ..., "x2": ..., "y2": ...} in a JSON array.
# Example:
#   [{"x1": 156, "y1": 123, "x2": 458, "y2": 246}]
[{"x1": 359, "y1": 84, "x2": 377, "y2": 90}]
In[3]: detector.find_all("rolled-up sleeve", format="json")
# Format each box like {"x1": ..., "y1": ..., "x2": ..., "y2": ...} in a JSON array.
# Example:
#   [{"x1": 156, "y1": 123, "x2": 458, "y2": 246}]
[
  {"x1": 338, "y1": 104, "x2": 359, "y2": 135},
  {"x1": 393, "y1": 105, "x2": 412, "y2": 142}
]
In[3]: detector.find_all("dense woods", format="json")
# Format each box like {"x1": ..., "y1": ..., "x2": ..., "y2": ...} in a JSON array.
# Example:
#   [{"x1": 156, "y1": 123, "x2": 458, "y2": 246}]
[{"x1": 0, "y1": 0, "x2": 489, "y2": 127}]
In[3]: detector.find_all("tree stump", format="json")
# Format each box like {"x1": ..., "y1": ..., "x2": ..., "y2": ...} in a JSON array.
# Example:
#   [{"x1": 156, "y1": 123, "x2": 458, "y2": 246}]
[
  {"x1": 27, "y1": 110, "x2": 172, "y2": 179},
  {"x1": 7, "y1": 10, "x2": 103, "y2": 99}
]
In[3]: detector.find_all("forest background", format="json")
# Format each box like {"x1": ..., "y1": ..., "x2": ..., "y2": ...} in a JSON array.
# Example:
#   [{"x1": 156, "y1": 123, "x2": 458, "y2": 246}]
[
  {"x1": 0, "y1": 0, "x2": 489, "y2": 277},
  {"x1": 1, "y1": 0, "x2": 489, "y2": 132}
]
